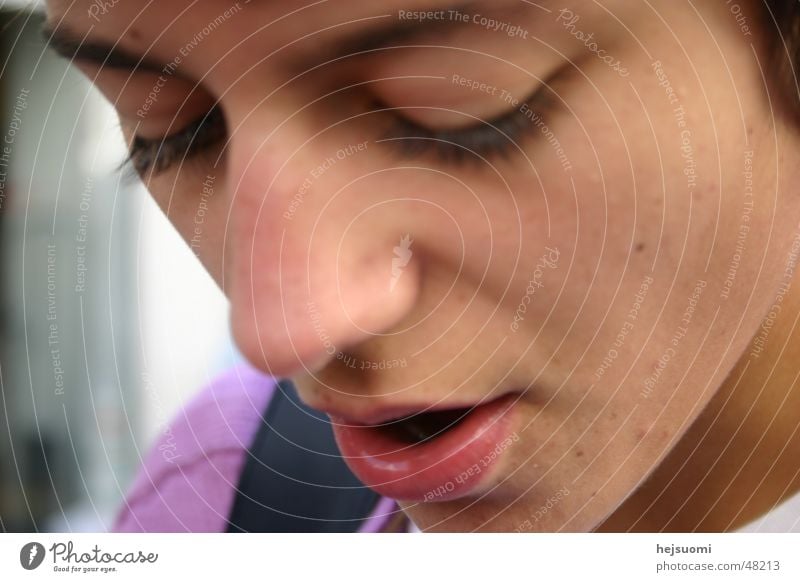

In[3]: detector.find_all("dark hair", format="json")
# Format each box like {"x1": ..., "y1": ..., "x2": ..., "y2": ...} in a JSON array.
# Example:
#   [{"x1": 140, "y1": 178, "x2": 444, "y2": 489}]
[{"x1": 764, "y1": 1, "x2": 800, "y2": 125}]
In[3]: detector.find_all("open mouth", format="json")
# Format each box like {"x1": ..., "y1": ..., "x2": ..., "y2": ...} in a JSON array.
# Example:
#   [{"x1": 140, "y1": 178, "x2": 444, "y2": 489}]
[
  {"x1": 329, "y1": 394, "x2": 520, "y2": 502},
  {"x1": 382, "y1": 407, "x2": 472, "y2": 445}
]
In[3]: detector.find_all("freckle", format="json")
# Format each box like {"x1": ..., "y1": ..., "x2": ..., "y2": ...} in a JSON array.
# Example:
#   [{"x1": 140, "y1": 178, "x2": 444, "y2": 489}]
[
  {"x1": 747, "y1": 126, "x2": 753, "y2": 136},
  {"x1": 636, "y1": 429, "x2": 647, "y2": 442},
  {"x1": 635, "y1": 242, "x2": 645, "y2": 252},
  {"x1": 576, "y1": 449, "x2": 584, "y2": 457},
  {"x1": 128, "y1": 28, "x2": 143, "y2": 41},
  {"x1": 610, "y1": 412, "x2": 618, "y2": 420}
]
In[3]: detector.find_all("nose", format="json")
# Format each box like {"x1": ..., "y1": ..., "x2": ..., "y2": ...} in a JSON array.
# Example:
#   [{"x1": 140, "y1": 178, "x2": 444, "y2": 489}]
[{"x1": 224, "y1": 95, "x2": 421, "y2": 379}]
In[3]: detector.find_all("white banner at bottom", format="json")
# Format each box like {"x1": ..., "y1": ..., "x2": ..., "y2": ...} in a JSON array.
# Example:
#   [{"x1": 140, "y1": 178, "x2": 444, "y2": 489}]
[{"x1": 1, "y1": 533, "x2": 798, "y2": 581}]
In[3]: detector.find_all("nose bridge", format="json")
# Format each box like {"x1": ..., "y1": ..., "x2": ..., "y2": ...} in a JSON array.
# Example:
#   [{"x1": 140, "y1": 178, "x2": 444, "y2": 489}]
[{"x1": 224, "y1": 96, "x2": 420, "y2": 379}]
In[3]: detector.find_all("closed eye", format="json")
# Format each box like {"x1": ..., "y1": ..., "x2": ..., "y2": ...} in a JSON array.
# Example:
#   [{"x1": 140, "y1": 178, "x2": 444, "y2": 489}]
[
  {"x1": 377, "y1": 91, "x2": 555, "y2": 166},
  {"x1": 124, "y1": 105, "x2": 227, "y2": 177},
  {"x1": 124, "y1": 90, "x2": 556, "y2": 177}
]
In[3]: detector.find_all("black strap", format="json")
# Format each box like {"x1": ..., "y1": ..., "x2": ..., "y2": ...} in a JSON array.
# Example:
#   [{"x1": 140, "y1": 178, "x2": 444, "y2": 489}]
[{"x1": 226, "y1": 378, "x2": 381, "y2": 532}]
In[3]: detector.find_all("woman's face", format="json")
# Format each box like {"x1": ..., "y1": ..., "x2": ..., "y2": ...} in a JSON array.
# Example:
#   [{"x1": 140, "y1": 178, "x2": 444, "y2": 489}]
[{"x1": 45, "y1": 0, "x2": 800, "y2": 530}]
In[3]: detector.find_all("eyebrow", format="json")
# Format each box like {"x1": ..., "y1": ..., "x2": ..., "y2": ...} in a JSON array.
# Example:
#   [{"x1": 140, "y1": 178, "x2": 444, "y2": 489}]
[
  {"x1": 325, "y1": 3, "x2": 479, "y2": 62},
  {"x1": 42, "y1": 26, "x2": 171, "y2": 76},
  {"x1": 41, "y1": 1, "x2": 484, "y2": 76}
]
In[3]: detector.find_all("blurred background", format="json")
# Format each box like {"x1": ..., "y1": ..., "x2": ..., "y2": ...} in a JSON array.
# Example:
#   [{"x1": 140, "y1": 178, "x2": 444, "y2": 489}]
[{"x1": 0, "y1": 1, "x2": 238, "y2": 531}]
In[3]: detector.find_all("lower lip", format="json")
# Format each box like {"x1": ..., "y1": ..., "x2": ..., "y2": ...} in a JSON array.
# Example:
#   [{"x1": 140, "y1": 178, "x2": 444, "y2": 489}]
[{"x1": 330, "y1": 394, "x2": 519, "y2": 502}]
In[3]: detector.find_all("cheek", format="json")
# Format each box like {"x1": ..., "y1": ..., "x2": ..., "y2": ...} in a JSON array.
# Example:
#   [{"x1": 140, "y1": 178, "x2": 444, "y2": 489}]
[{"x1": 144, "y1": 166, "x2": 230, "y2": 284}]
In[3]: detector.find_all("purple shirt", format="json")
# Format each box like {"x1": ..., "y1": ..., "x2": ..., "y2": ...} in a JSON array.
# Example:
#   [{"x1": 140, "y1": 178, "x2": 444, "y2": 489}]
[{"x1": 113, "y1": 363, "x2": 398, "y2": 532}]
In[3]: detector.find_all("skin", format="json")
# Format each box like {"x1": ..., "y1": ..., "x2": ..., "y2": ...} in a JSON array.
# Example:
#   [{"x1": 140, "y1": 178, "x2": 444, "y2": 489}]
[{"x1": 44, "y1": 0, "x2": 800, "y2": 531}]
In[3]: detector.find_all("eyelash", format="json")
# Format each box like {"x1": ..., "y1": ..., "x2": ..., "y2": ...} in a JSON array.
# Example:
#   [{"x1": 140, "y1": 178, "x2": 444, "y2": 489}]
[
  {"x1": 126, "y1": 95, "x2": 546, "y2": 176},
  {"x1": 125, "y1": 105, "x2": 226, "y2": 176},
  {"x1": 378, "y1": 98, "x2": 542, "y2": 165}
]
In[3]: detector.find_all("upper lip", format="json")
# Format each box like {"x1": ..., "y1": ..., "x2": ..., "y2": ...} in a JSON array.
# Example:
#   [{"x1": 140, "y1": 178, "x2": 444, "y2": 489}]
[{"x1": 309, "y1": 391, "x2": 521, "y2": 427}]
